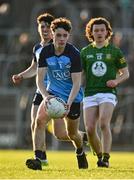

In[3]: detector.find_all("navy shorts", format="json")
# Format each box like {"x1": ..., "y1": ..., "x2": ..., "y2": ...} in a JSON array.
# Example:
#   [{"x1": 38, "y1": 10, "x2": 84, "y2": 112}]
[
  {"x1": 67, "y1": 102, "x2": 81, "y2": 120},
  {"x1": 32, "y1": 93, "x2": 43, "y2": 106}
]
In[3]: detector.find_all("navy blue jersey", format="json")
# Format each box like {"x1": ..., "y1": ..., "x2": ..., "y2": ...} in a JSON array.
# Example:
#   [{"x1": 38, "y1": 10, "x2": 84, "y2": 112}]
[
  {"x1": 32, "y1": 43, "x2": 46, "y2": 94},
  {"x1": 38, "y1": 43, "x2": 83, "y2": 102},
  {"x1": 33, "y1": 41, "x2": 52, "y2": 94},
  {"x1": 33, "y1": 39, "x2": 53, "y2": 63},
  {"x1": 33, "y1": 43, "x2": 43, "y2": 63}
]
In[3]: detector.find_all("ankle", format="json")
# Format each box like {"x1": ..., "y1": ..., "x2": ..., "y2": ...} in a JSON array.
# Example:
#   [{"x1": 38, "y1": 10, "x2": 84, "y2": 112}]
[
  {"x1": 42, "y1": 151, "x2": 47, "y2": 160},
  {"x1": 103, "y1": 153, "x2": 110, "y2": 162},
  {"x1": 97, "y1": 152, "x2": 103, "y2": 160},
  {"x1": 76, "y1": 147, "x2": 83, "y2": 156},
  {"x1": 35, "y1": 150, "x2": 42, "y2": 160}
]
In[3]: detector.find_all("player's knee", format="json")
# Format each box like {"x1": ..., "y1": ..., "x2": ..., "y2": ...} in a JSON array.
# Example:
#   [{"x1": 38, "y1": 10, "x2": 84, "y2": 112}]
[
  {"x1": 86, "y1": 125, "x2": 96, "y2": 136},
  {"x1": 52, "y1": 130, "x2": 62, "y2": 140},
  {"x1": 67, "y1": 131, "x2": 76, "y2": 140},
  {"x1": 100, "y1": 123, "x2": 110, "y2": 131},
  {"x1": 53, "y1": 134, "x2": 62, "y2": 140}
]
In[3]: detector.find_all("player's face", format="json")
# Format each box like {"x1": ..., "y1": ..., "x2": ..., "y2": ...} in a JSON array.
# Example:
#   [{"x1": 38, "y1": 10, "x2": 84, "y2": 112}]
[
  {"x1": 38, "y1": 21, "x2": 52, "y2": 41},
  {"x1": 92, "y1": 24, "x2": 108, "y2": 43},
  {"x1": 53, "y1": 28, "x2": 70, "y2": 50}
]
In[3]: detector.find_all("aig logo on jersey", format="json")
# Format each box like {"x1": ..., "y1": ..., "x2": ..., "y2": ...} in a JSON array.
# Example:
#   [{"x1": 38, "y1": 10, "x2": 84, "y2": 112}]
[{"x1": 92, "y1": 61, "x2": 107, "y2": 77}]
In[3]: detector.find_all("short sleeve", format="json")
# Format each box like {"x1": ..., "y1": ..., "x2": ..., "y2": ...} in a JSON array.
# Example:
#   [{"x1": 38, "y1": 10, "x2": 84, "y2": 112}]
[
  {"x1": 33, "y1": 46, "x2": 37, "y2": 62},
  {"x1": 80, "y1": 48, "x2": 86, "y2": 70},
  {"x1": 38, "y1": 47, "x2": 47, "y2": 68},
  {"x1": 116, "y1": 48, "x2": 127, "y2": 69},
  {"x1": 70, "y1": 47, "x2": 82, "y2": 73}
]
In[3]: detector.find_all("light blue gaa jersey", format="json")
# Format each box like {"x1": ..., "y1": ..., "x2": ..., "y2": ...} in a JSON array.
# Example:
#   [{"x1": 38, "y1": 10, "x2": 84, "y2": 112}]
[
  {"x1": 38, "y1": 43, "x2": 83, "y2": 103},
  {"x1": 33, "y1": 43, "x2": 49, "y2": 94}
]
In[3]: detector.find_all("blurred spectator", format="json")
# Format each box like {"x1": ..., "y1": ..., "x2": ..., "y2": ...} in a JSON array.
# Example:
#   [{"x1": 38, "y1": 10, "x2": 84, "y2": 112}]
[{"x1": 112, "y1": 31, "x2": 129, "y2": 56}]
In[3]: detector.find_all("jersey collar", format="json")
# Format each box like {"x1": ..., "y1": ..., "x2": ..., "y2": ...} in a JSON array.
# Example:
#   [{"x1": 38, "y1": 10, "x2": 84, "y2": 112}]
[
  {"x1": 91, "y1": 40, "x2": 109, "y2": 48},
  {"x1": 40, "y1": 39, "x2": 53, "y2": 47}
]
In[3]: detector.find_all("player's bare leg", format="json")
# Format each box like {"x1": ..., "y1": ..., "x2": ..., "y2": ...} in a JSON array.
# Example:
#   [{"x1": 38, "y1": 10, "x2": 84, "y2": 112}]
[
  {"x1": 99, "y1": 103, "x2": 115, "y2": 167},
  {"x1": 30, "y1": 104, "x2": 48, "y2": 165},
  {"x1": 26, "y1": 101, "x2": 50, "y2": 170},
  {"x1": 65, "y1": 117, "x2": 88, "y2": 169},
  {"x1": 84, "y1": 106, "x2": 102, "y2": 152},
  {"x1": 31, "y1": 105, "x2": 38, "y2": 144},
  {"x1": 83, "y1": 106, "x2": 104, "y2": 166}
]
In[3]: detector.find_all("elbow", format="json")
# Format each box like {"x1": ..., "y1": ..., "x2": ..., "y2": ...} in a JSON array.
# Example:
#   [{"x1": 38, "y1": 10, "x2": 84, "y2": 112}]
[
  {"x1": 36, "y1": 79, "x2": 41, "y2": 90},
  {"x1": 126, "y1": 72, "x2": 130, "y2": 80},
  {"x1": 76, "y1": 82, "x2": 81, "y2": 90}
]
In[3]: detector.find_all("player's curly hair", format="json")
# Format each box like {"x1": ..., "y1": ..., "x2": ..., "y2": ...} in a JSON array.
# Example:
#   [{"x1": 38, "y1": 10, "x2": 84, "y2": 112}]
[
  {"x1": 50, "y1": 17, "x2": 72, "y2": 32},
  {"x1": 37, "y1": 13, "x2": 55, "y2": 25},
  {"x1": 85, "y1": 17, "x2": 113, "y2": 42}
]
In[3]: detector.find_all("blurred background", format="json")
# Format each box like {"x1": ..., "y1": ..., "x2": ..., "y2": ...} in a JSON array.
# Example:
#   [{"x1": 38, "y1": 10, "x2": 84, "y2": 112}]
[{"x1": 0, "y1": 0, "x2": 134, "y2": 151}]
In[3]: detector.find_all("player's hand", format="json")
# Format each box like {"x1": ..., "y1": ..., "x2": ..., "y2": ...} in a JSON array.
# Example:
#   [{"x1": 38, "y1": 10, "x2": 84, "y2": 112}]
[
  {"x1": 106, "y1": 80, "x2": 118, "y2": 88},
  {"x1": 58, "y1": 103, "x2": 69, "y2": 118},
  {"x1": 12, "y1": 74, "x2": 23, "y2": 85},
  {"x1": 64, "y1": 104, "x2": 70, "y2": 116},
  {"x1": 44, "y1": 95, "x2": 55, "y2": 109}
]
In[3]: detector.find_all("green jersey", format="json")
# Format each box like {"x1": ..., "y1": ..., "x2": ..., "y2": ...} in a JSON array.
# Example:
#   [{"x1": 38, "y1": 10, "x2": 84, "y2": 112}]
[{"x1": 81, "y1": 42, "x2": 127, "y2": 96}]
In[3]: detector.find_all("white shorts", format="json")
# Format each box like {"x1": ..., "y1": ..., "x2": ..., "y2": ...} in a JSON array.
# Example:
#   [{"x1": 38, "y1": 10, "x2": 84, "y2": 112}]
[{"x1": 83, "y1": 93, "x2": 118, "y2": 109}]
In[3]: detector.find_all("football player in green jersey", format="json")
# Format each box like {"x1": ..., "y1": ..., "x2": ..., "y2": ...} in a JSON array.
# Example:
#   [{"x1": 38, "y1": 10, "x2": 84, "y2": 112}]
[{"x1": 81, "y1": 17, "x2": 129, "y2": 167}]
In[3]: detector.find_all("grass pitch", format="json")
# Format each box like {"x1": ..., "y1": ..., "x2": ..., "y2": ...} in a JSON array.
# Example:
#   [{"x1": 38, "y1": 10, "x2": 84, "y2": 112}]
[{"x1": 0, "y1": 150, "x2": 134, "y2": 179}]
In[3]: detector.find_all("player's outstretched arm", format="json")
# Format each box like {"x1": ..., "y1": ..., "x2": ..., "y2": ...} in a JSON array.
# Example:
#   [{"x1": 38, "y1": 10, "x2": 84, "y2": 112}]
[
  {"x1": 12, "y1": 59, "x2": 37, "y2": 85},
  {"x1": 106, "y1": 67, "x2": 129, "y2": 88},
  {"x1": 67, "y1": 72, "x2": 81, "y2": 108}
]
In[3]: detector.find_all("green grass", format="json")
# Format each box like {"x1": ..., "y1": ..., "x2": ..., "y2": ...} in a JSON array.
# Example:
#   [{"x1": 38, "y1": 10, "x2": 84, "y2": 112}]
[{"x1": 0, "y1": 150, "x2": 134, "y2": 179}]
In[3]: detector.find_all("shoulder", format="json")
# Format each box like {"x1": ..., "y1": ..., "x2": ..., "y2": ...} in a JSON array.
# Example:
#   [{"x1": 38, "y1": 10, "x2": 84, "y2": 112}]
[
  {"x1": 40, "y1": 43, "x2": 53, "y2": 57},
  {"x1": 80, "y1": 44, "x2": 91, "y2": 57},
  {"x1": 43, "y1": 43, "x2": 52, "y2": 50},
  {"x1": 48, "y1": 39, "x2": 53, "y2": 44},
  {"x1": 108, "y1": 43, "x2": 121, "y2": 51},
  {"x1": 33, "y1": 43, "x2": 42, "y2": 53},
  {"x1": 66, "y1": 43, "x2": 80, "y2": 55},
  {"x1": 81, "y1": 44, "x2": 91, "y2": 52},
  {"x1": 42, "y1": 43, "x2": 53, "y2": 52},
  {"x1": 108, "y1": 43, "x2": 124, "y2": 55}
]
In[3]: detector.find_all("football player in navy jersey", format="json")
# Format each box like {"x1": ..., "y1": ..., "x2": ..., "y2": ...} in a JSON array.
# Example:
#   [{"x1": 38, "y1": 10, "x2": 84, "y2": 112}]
[
  {"x1": 26, "y1": 17, "x2": 88, "y2": 170},
  {"x1": 12, "y1": 13, "x2": 54, "y2": 166},
  {"x1": 12, "y1": 13, "x2": 87, "y2": 167}
]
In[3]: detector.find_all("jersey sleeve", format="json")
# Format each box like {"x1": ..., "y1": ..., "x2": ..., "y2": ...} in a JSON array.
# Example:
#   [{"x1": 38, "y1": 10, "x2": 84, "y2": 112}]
[
  {"x1": 70, "y1": 47, "x2": 82, "y2": 73},
  {"x1": 116, "y1": 48, "x2": 128, "y2": 69},
  {"x1": 80, "y1": 48, "x2": 86, "y2": 71},
  {"x1": 32, "y1": 46, "x2": 37, "y2": 62},
  {"x1": 38, "y1": 47, "x2": 47, "y2": 68}
]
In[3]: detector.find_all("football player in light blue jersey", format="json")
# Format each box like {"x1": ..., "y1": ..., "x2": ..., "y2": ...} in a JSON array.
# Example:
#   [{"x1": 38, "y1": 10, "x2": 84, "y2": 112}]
[
  {"x1": 25, "y1": 17, "x2": 88, "y2": 170},
  {"x1": 12, "y1": 13, "x2": 87, "y2": 168},
  {"x1": 45, "y1": 48, "x2": 83, "y2": 103}
]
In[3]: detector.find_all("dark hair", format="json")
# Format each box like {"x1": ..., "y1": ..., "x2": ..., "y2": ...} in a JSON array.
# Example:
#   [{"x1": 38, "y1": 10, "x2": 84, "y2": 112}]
[
  {"x1": 37, "y1": 13, "x2": 55, "y2": 25},
  {"x1": 50, "y1": 17, "x2": 72, "y2": 32},
  {"x1": 86, "y1": 17, "x2": 113, "y2": 42}
]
